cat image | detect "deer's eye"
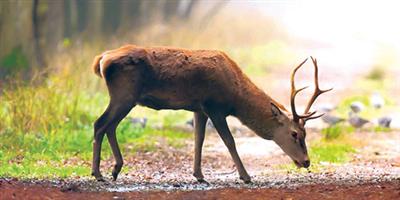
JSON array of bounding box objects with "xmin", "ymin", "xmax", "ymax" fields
[{"xmin": 291, "ymin": 132, "xmax": 298, "ymax": 139}]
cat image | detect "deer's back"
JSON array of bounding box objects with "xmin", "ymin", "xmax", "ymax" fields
[
  {"xmin": 103, "ymin": 45, "xmax": 250, "ymax": 113},
  {"xmin": 141, "ymin": 46, "xmax": 248, "ymax": 111}
]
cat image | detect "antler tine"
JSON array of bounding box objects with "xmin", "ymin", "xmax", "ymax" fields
[
  {"xmin": 303, "ymin": 113, "xmax": 325, "ymax": 123},
  {"xmin": 290, "ymin": 58, "xmax": 308, "ymax": 122},
  {"xmin": 303, "ymin": 57, "xmax": 333, "ymax": 116},
  {"xmin": 300, "ymin": 111, "xmax": 318, "ymax": 119}
]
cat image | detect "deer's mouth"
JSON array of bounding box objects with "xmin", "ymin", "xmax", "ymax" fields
[
  {"xmin": 293, "ymin": 159, "xmax": 310, "ymax": 168},
  {"xmin": 293, "ymin": 160, "xmax": 303, "ymax": 168}
]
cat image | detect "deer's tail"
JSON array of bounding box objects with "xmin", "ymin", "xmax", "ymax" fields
[
  {"xmin": 92, "ymin": 45, "xmax": 146, "ymax": 78},
  {"xmin": 92, "ymin": 55, "xmax": 103, "ymax": 78},
  {"xmin": 92, "ymin": 52, "xmax": 114, "ymax": 78}
]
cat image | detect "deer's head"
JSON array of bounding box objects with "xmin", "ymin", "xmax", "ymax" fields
[{"xmin": 271, "ymin": 57, "xmax": 332, "ymax": 168}]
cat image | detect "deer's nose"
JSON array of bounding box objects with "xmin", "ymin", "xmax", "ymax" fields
[{"xmin": 303, "ymin": 160, "xmax": 310, "ymax": 168}]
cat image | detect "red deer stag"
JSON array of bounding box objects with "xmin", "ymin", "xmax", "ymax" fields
[{"xmin": 91, "ymin": 45, "xmax": 331, "ymax": 183}]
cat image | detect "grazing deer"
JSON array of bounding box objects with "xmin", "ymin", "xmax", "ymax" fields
[{"xmin": 91, "ymin": 45, "xmax": 331, "ymax": 183}]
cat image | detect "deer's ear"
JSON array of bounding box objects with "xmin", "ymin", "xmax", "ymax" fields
[{"xmin": 271, "ymin": 103, "xmax": 283, "ymax": 117}]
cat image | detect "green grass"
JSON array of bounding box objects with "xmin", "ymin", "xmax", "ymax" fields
[
  {"xmin": 365, "ymin": 66, "xmax": 385, "ymax": 81},
  {"xmin": 0, "ymin": 160, "xmax": 90, "ymax": 179},
  {"xmin": 371, "ymin": 126, "xmax": 392, "ymax": 133},
  {"xmin": 0, "ymin": 119, "xmax": 191, "ymax": 179},
  {"xmin": 309, "ymin": 142, "xmax": 355, "ymax": 163},
  {"xmin": 321, "ymin": 125, "xmax": 355, "ymax": 140}
]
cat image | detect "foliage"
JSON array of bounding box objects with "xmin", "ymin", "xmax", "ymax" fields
[
  {"xmin": 365, "ymin": 65, "xmax": 385, "ymax": 81},
  {"xmin": 371, "ymin": 126, "xmax": 392, "ymax": 133},
  {"xmin": 227, "ymin": 41, "xmax": 293, "ymax": 76},
  {"xmin": 0, "ymin": 47, "xmax": 29, "ymax": 75},
  {"xmin": 321, "ymin": 125, "xmax": 354, "ymax": 140},
  {"xmin": 309, "ymin": 142, "xmax": 355, "ymax": 163}
]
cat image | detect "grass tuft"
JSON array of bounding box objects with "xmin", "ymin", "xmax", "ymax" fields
[
  {"xmin": 321, "ymin": 125, "xmax": 354, "ymax": 140},
  {"xmin": 309, "ymin": 142, "xmax": 355, "ymax": 164}
]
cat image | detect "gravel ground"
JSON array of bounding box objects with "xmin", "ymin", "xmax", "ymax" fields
[
  {"xmin": 3, "ymin": 165, "xmax": 398, "ymax": 192},
  {"xmin": 1, "ymin": 130, "xmax": 399, "ymax": 194}
]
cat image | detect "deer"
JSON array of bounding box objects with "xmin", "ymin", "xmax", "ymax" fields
[{"xmin": 91, "ymin": 45, "xmax": 331, "ymax": 183}]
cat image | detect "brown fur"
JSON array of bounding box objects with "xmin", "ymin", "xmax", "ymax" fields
[{"xmin": 91, "ymin": 45, "xmax": 293, "ymax": 182}]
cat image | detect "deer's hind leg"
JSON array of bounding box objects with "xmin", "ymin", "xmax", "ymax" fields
[
  {"xmin": 92, "ymin": 101, "xmax": 135, "ymax": 181},
  {"xmin": 92, "ymin": 65, "xmax": 142, "ymax": 181}
]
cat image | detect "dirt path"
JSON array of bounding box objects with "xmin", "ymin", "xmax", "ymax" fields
[{"xmin": 1, "ymin": 179, "xmax": 400, "ymax": 200}]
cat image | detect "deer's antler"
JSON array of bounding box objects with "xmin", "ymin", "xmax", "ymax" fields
[
  {"xmin": 302, "ymin": 57, "xmax": 333, "ymax": 123},
  {"xmin": 290, "ymin": 57, "xmax": 332, "ymax": 124},
  {"xmin": 291, "ymin": 58, "xmax": 311, "ymax": 123}
]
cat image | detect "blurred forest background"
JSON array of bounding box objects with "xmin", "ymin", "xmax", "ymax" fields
[
  {"xmin": 0, "ymin": 0, "xmax": 230, "ymax": 78},
  {"xmin": 0, "ymin": 0, "xmax": 399, "ymax": 179},
  {"xmin": 1, "ymin": 0, "xmax": 290, "ymax": 80}
]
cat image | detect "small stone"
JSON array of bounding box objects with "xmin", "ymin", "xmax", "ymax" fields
[{"xmin": 173, "ymin": 183, "xmax": 181, "ymax": 187}]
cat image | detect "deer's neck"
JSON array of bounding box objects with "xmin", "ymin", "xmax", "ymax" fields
[{"xmin": 233, "ymin": 83, "xmax": 286, "ymax": 140}]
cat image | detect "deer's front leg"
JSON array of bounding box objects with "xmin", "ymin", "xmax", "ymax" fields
[
  {"xmin": 205, "ymin": 110, "xmax": 251, "ymax": 183},
  {"xmin": 193, "ymin": 112, "xmax": 208, "ymax": 182}
]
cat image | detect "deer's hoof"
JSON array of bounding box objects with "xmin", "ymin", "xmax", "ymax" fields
[
  {"xmin": 197, "ymin": 178, "xmax": 210, "ymax": 185},
  {"xmin": 112, "ymin": 171, "xmax": 119, "ymax": 181},
  {"xmin": 243, "ymin": 179, "xmax": 252, "ymax": 184},
  {"xmin": 96, "ymin": 176, "xmax": 106, "ymax": 182},
  {"xmin": 240, "ymin": 175, "xmax": 252, "ymax": 184},
  {"xmin": 92, "ymin": 172, "xmax": 105, "ymax": 182}
]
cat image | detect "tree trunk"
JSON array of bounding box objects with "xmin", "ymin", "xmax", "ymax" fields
[
  {"xmin": 45, "ymin": 0, "xmax": 64, "ymax": 53},
  {"xmin": 180, "ymin": 0, "xmax": 198, "ymax": 20},
  {"xmin": 85, "ymin": 0, "xmax": 103, "ymax": 38},
  {"xmin": 163, "ymin": 0, "xmax": 180, "ymax": 22},
  {"xmin": 119, "ymin": 0, "xmax": 142, "ymax": 33},
  {"xmin": 32, "ymin": 0, "xmax": 45, "ymax": 68},
  {"xmin": 76, "ymin": 0, "xmax": 89, "ymax": 33},
  {"xmin": 102, "ymin": 0, "xmax": 122, "ymax": 34}
]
